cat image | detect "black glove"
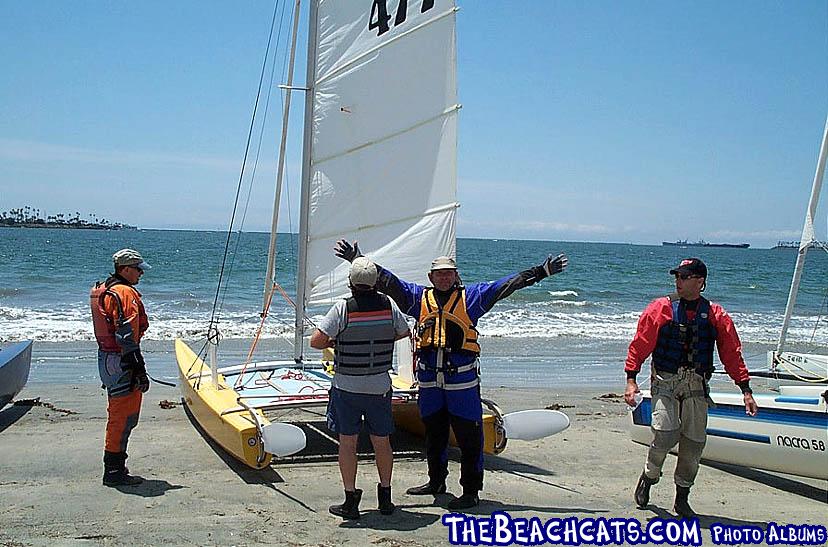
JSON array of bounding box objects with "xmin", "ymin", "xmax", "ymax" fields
[
  {"xmin": 334, "ymin": 239, "xmax": 362, "ymax": 262},
  {"xmin": 122, "ymin": 350, "xmax": 150, "ymax": 393},
  {"xmin": 134, "ymin": 372, "xmax": 150, "ymax": 393},
  {"xmin": 532, "ymin": 253, "xmax": 568, "ymax": 280},
  {"xmin": 543, "ymin": 253, "xmax": 568, "ymax": 276}
]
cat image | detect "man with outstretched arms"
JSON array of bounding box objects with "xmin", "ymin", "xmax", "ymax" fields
[
  {"xmin": 625, "ymin": 257, "xmax": 758, "ymax": 517},
  {"xmin": 310, "ymin": 257, "xmax": 411, "ymax": 520},
  {"xmin": 89, "ymin": 248, "xmax": 151, "ymax": 487},
  {"xmin": 334, "ymin": 239, "xmax": 568, "ymax": 510}
]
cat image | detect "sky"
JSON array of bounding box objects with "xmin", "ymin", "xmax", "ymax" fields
[{"xmin": 1, "ymin": 1, "xmax": 826, "ymax": 247}]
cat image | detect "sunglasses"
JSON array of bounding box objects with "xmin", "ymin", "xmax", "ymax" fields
[{"xmin": 675, "ymin": 273, "xmax": 702, "ymax": 280}]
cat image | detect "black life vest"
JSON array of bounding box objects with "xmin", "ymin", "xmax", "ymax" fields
[
  {"xmin": 652, "ymin": 296, "xmax": 717, "ymax": 375},
  {"xmin": 334, "ymin": 292, "xmax": 396, "ymax": 376}
]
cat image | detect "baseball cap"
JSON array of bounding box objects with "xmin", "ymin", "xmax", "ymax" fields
[
  {"xmin": 113, "ymin": 248, "xmax": 151, "ymax": 271},
  {"xmin": 669, "ymin": 258, "xmax": 707, "ymax": 278},
  {"xmin": 349, "ymin": 256, "xmax": 378, "ymax": 288},
  {"xmin": 430, "ymin": 256, "xmax": 457, "ymax": 271}
]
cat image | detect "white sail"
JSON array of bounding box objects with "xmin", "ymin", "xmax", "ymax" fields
[{"xmin": 300, "ymin": 0, "xmax": 459, "ymax": 307}]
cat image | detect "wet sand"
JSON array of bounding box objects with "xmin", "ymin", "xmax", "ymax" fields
[{"xmin": 0, "ymin": 383, "xmax": 825, "ymax": 546}]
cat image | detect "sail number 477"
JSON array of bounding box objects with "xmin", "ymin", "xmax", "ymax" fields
[{"xmin": 370, "ymin": 0, "xmax": 435, "ymax": 36}]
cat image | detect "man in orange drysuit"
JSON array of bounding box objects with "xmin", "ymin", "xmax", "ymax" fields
[{"xmin": 90, "ymin": 248, "xmax": 151, "ymax": 486}]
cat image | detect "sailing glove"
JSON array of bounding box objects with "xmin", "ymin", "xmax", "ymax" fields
[
  {"xmin": 334, "ymin": 239, "xmax": 363, "ymax": 263},
  {"xmin": 122, "ymin": 350, "xmax": 150, "ymax": 393},
  {"xmin": 533, "ymin": 253, "xmax": 568, "ymax": 280}
]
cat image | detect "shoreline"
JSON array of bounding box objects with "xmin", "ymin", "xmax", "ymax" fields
[
  {"xmin": 1, "ymin": 383, "xmax": 825, "ymax": 546},
  {"xmin": 24, "ymin": 338, "xmax": 786, "ymax": 391}
]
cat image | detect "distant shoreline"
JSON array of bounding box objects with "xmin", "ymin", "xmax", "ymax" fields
[{"xmin": 0, "ymin": 222, "xmax": 136, "ymax": 230}]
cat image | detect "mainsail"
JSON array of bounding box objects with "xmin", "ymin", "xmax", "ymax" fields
[{"xmin": 295, "ymin": 1, "xmax": 460, "ymax": 354}]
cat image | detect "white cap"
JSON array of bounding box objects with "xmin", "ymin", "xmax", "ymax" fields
[{"xmin": 349, "ymin": 257, "xmax": 377, "ymax": 288}]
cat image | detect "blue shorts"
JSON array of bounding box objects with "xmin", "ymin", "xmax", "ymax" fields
[{"xmin": 326, "ymin": 387, "xmax": 394, "ymax": 437}]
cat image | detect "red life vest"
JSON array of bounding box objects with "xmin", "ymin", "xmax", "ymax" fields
[{"xmin": 90, "ymin": 279, "xmax": 129, "ymax": 353}]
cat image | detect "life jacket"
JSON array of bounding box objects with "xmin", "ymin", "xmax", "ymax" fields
[
  {"xmin": 417, "ymin": 288, "xmax": 480, "ymax": 355},
  {"xmin": 334, "ymin": 292, "xmax": 397, "ymax": 376},
  {"xmin": 90, "ymin": 277, "xmax": 145, "ymax": 353},
  {"xmin": 651, "ymin": 296, "xmax": 717, "ymax": 376}
]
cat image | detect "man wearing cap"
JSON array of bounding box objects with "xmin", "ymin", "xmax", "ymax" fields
[
  {"xmin": 624, "ymin": 257, "xmax": 758, "ymax": 518},
  {"xmin": 89, "ymin": 248, "xmax": 151, "ymax": 486},
  {"xmin": 310, "ymin": 257, "xmax": 411, "ymax": 520},
  {"xmin": 334, "ymin": 239, "xmax": 568, "ymax": 510}
]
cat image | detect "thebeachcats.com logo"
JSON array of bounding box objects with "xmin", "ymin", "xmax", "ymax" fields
[{"xmin": 441, "ymin": 512, "xmax": 828, "ymax": 546}]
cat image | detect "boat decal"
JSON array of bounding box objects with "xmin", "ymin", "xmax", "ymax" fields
[
  {"xmin": 774, "ymin": 396, "xmax": 821, "ymax": 405},
  {"xmin": 631, "ymin": 398, "xmax": 827, "ymax": 429},
  {"xmin": 705, "ymin": 428, "xmax": 770, "ymax": 444},
  {"xmin": 708, "ymin": 403, "xmax": 827, "ymax": 428}
]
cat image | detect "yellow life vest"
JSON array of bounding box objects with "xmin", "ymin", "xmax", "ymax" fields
[{"xmin": 417, "ymin": 288, "xmax": 480, "ymax": 355}]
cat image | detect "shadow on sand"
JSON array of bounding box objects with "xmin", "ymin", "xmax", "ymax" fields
[
  {"xmin": 702, "ymin": 460, "xmax": 827, "ymax": 503},
  {"xmin": 109, "ymin": 478, "xmax": 186, "ymax": 498}
]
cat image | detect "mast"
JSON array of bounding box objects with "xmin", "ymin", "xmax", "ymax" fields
[
  {"xmin": 263, "ymin": 0, "xmax": 302, "ymax": 312},
  {"xmin": 294, "ymin": 0, "xmax": 319, "ymax": 361},
  {"xmin": 775, "ymin": 115, "xmax": 828, "ymax": 357}
]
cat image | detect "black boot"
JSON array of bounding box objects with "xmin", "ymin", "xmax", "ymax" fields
[
  {"xmin": 447, "ymin": 492, "xmax": 479, "ymax": 511},
  {"xmin": 102, "ymin": 451, "xmax": 143, "ymax": 487},
  {"xmin": 377, "ymin": 484, "xmax": 395, "ymax": 515},
  {"xmin": 634, "ymin": 472, "xmax": 656, "ymax": 508},
  {"xmin": 673, "ymin": 486, "xmax": 695, "ymax": 518},
  {"xmin": 329, "ymin": 489, "xmax": 362, "ymax": 520},
  {"xmin": 406, "ymin": 480, "xmax": 447, "ymax": 495}
]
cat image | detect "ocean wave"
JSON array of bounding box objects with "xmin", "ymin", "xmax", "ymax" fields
[
  {"xmin": 1, "ymin": 305, "xmax": 824, "ymax": 347},
  {"xmin": 547, "ymin": 290, "xmax": 579, "ymax": 298},
  {"xmin": 551, "ymin": 299, "xmax": 588, "ymax": 307}
]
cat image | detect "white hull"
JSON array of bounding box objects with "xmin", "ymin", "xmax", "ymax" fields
[
  {"xmin": 630, "ymin": 387, "xmax": 828, "ymax": 480},
  {"xmin": 767, "ymin": 350, "xmax": 828, "ymax": 385}
]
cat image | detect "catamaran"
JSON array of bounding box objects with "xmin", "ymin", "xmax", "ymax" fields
[
  {"xmin": 0, "ymin": 340, "xmax": 32, "ymax": 409},
  {"xmin": 631, "ymin": 117, "xmax": 828, "ymax": 480},
  {"xmin": 177, "ymin": 0, "xmax": 569, "ymax": 470}
]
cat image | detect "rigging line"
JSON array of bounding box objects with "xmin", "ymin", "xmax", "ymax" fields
[
  {"xmin": 219, "ymin": 2, "xmax": 288, "ymax": 317},
  {"xmin": 274, "ymin": 281, "xmax": 317, "ymax": 331},
  {"xmin": 190, "ymin": 339, "xmax": 212, "ymax": 391},
  {"xmin": 808, "ymin": 288, "xmax": 827, "ymax": 345},
  {"xmin": 208, "ymin": 0, "xmax": 282, "ymax": 332},
  {"xmin": 234, "ymin": 283, "xmax": 278, "ymax": 389}
]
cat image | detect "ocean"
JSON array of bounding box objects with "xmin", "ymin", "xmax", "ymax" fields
[{"xmin": 1, "ymin": 227, "xmax": 826, "ymax": 388}]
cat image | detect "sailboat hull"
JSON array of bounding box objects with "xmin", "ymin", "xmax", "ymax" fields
[
  {"xmin": 391, "ymin": 401, "xmax": 507, "ymax": 456},
  {"xmin": 630, "ymin": 389, "xmax": 828, "ymax": 480},
  {"xmin": 176, "ymin": 339, "xmax": 273, "ymax": 469},
  {"xmin": 177, "ymin": 339, "xmax": 512, "ymax": 468},
  {"xmin": 0, "ymin": 340, "xmax": 33, "ymax": 409}
]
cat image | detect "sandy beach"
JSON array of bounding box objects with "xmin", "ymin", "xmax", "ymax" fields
[{"xmin": 1, "ymin": 383, "xmax": 825, "ymax": 547}]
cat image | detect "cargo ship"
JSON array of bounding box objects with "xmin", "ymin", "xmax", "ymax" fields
[{"xmin": 662, "ymin": 240, "xmax": 750, "ymax": 249}]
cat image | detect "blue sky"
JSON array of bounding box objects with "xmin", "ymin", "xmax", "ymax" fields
[{"xmin": 1, "ymin": 1, "xmax": 826, "ymax": 246}]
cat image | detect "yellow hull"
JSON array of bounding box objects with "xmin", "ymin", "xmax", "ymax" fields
[
  {"xmin": 176, "ymin": 339, "xmax": 272, "ymax": 469},
  {"xmin": 390, "ymin": 376, "xmax": 506, "ymax": 455}
]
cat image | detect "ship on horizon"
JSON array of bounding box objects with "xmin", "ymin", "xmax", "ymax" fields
[{"xmin": 662, "ymin": 239, "xmax": 750, "ymax": 249}]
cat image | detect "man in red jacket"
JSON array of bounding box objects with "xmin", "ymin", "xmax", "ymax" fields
[{"xmin": 624, "ymin": 258, "xmax": 757, "ymax": 517}]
